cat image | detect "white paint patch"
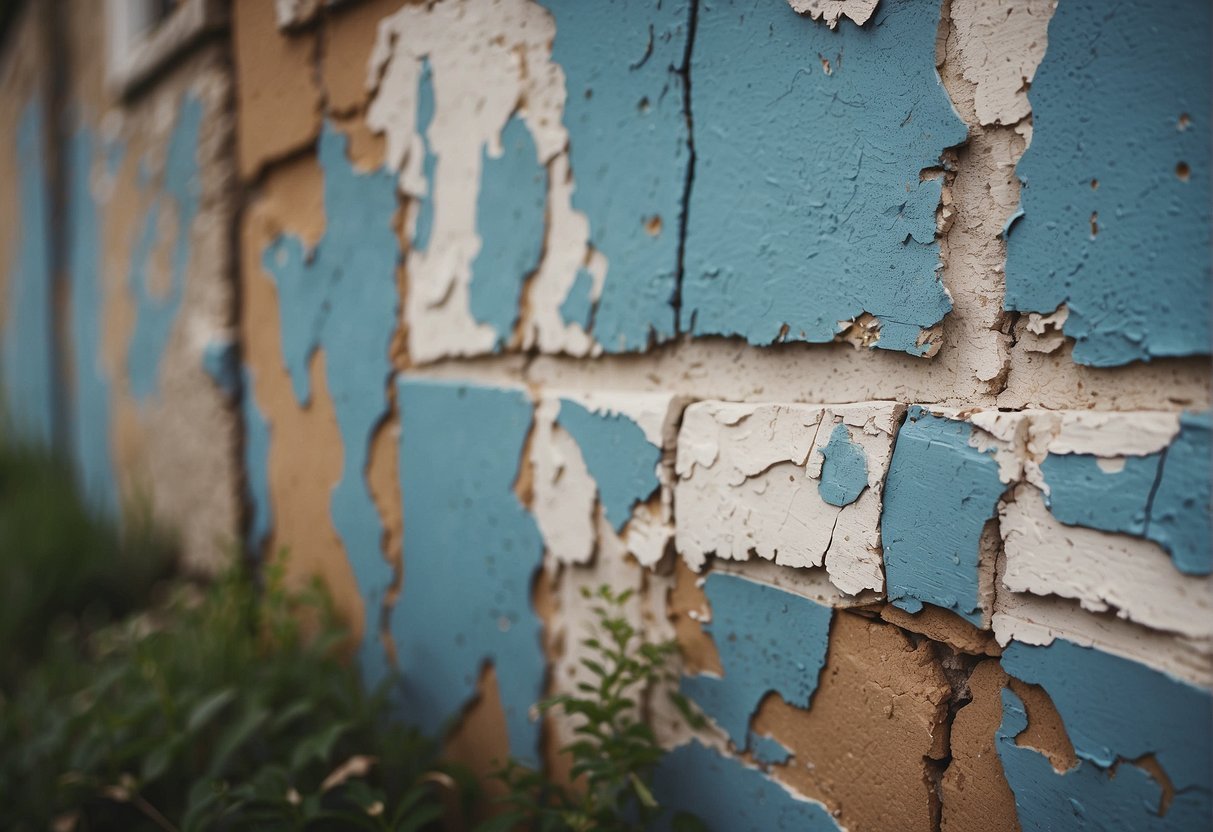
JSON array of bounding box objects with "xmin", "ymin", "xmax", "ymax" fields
[
  {"xmin": 949, "ymin": 0, "xmax": 1054, "ymax": 127},
  {"xmin": 1000, "ymin": 484, "xmax": 1213, "ymax": 641},
  {"xmin": 531, "ymin": 391, "xmax": 685, "ymax": 569},
  {"xmin": 674, "ymin": 401, "xmax": 902, "ymax": 595},
  {"xmin": 530, "ymin": 398, "xmax": 597, "ymax": 566},
  {"xmin": 787, "ymin": 0, "xmax": 880, "ymax": 29},
  {"xmin": 366, "ymin": 0, "xmax": 601, "ymax": 363}
]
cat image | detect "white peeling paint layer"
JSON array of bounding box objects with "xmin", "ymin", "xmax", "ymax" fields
[
  {"xmin": 949, "ymin": 0, "xmax": 1055, "ymax": 127},
  {"xmin": 531, "ymin": 392, "xmax": 685, "ymax": 569},
  {"xmin": 366, "ymin": 0, "xmax": 600, "ymax": 363},
  {"xmin": 1001, "ymin": 484, "xmax": 1213, "ymax": 640},
  {"xmin": 787, "ymin": 0, "xmax": 880, "ymax": 29},
  {"xmin": 674, "ymin": 401, "xmax": 903, "ymax": 595}
]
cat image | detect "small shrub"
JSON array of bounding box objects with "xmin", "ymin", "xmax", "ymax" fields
[{"xmin": 484, "ymin": 585, "xmax": 703, "ymax": 832}]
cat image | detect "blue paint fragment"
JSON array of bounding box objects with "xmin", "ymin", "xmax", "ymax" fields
[
  {"xmin": 1004, "ymin": 0, "xmax": 1211, "ymax": 366},
  {"xmin": 1001, "ymin": 639, "xmax": 1212, "ymax": 793},
  {"xmin": 201, "ymin": 339, "xmax": 240, "ymax": 399},
  {"xmin": 556, "ymin": 398, "xmax": 661, "ymax": 532},
  {"xmin": 545, "ymin": 0, "xmax": 690, "ymax": 351},
  {"xmin": 559, "ymin": 267, "xmax": 595, "ymax": 331},
  {"xmin": 412, "ymin": 58, "xmax": 437, "ymax": 253},
  {"xmin": 681, "ymin": 573, "xmax": 832, "ymax": 747},
  {"xmin": 261, "ymin": 123, "xmax": 400, "ymax": 686},
  {"xmin": 817, "ymin": 423, "xmax": 868, "ymax": 507},
  {"xmin": 997, "ymin": 687, "xmax": 1212, "ymax": 831},
  {"xmin": 65, "ymin": 125, "xmax": 119, "ymax": 516},
  {"xmin": 1148, "ymin": 412, "xmax": 1212, "ymax": 575},
  {"xmin": 749, "ymin": 732, "xmax": 792, "ymax": 766},
  {"xmin": 882, "ymin": 407, "xmax": 1003, "ymax": 625},
  {"xmin": 394, "ymin": 379, "xmax": 545, "ymax": 766},
  {"xmin": 1040, "ymin": 413, "xmax": 1212, "ymax": 576},
  {"xmin": 1, "ymin": 100, "xmax": 55, "ymax": 446},
  {"xmin": 652, "ymin": 742, "xmax": 840, "ymax": 831},
  {"xmin": 240, "ymin": 367, "xmax": 273, "ymax": 556},
  {"xmin": 468, "ymin": 115, "xmax": 547, "ymax": 347},
  {"xmin": 127, "ymin": 95, "xmax": 203, "ymax": 402},
  {"xmin": 683, "ymin": 0, "xmax": 964, "ymax": 354}
]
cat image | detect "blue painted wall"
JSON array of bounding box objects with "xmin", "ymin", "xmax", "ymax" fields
[
  {"xmin": 683, "ymin": 0, "xmax": 964, "ymax": 354},
  {"xmin": 545, "ymin": 0, "xmax": 691, "ymax": 352},
  {"xmin": 1, "ymin": 100, "xmax": 55, "ymax": 446},
  {"xmin": 394, "ymin": 379, "xmax": 546, "ymax": 766},
  {"xmin": 882, "ymin": 407, "xmax": 1003, "ymax": 624},
  {"xmin": 682, "ymin": 573, "xmax": 832, "ymax": 748},
  {"xmin": 1004, "ymin": 0, "xmax": 1212, "ymax": 366}
]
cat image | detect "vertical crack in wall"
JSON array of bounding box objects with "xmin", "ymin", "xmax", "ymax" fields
[{"xmin": 671, "ymin": 0, "xmax": 698, "ymax": 336}]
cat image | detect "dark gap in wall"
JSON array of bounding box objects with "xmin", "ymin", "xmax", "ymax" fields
[
  {"xmin": 671, "ymin": 0, "xmax": 698, "ymax": 336},
  {"xmin": 44, "ymin": 0, "xmax": 70, "ymax": 456}
]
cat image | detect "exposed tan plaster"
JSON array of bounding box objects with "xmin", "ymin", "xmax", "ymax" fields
[
  {"xmin": 322, "ymin": 0, "xmax": 411, "ymax": 116},
  {"xmin": 233, "ymin": 0, "xmax": 322, "ymax": 180},
  {"xmin": 751, "ymin": 611, "xmax": 952, "ymax": 832},
  {"xmin": 241, "ymin": 156, "xmax": 363, "ymax": 633},
  {"xmin": 940, "ymin": 660, "xmax": 1020, "ymax": 832},
  {"xmin": 876, "ymin": 603, "xmax": 1002, "ymax": 657}
]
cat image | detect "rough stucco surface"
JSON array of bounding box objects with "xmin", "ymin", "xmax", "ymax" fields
[{"xmin": 1, "ymin": 0, "xmax": 1210, "ymax": 827}]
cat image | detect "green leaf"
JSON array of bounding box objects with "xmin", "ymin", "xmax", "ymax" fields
[{"xmin": 186, "ymin": 687, "xmax": 237, "ymax": 734}]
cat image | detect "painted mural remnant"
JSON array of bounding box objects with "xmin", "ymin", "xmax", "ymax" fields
[
  {"xmin": 261, "ymin": 123, "xmax": 400, "ymax": 685},
  {"xmin": 2, "ymin": 101, "xmax": 55, "ymax": 446},
  {"xmin": 394, "ymin": 379, "xmax": 546, "ymax": 767},
  {"xmin": 1004, "ymin": 0, "xmax": 1212, "ymax": 366},
  {"xmin": 675, "ymin": 401, "xmax": 902, "ymax": 595},
  {"xmin": 127, "ymin": 95, "xmax": 203, "ymax": 402},
  {"xmin": 681, "ymin": 573, "xmax": 832, "ymax": 748},
  {"xmin": 998, "ymin": 639, "xmax": 1213, "ymax": 830},
  {"xmin": 683, "ymin": 0, "xmax": 965, "ymax": 354}
]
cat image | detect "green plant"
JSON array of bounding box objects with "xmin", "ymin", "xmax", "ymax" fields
[
  {"xmin": 0, "ymin": 557, "xmax": 460, "ymax": 831},
  {"xmin": 0, "ymin": 442, "xmax": 174, "ymax": 686},
  {"xmin": 483, "ymin": 585, "xmax": 703, "ymax": 832}
]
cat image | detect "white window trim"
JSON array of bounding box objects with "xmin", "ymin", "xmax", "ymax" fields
[{"xmin": 106, "ymin": 0, "xmax": 227, "ymax": 96}]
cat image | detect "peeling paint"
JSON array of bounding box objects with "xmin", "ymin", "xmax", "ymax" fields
[
  {"xmin": 1039, "ymin": 412, "xmax": 1212, "ymax": 575},
  {"xmin": 683, "ymin": 0, "xmax": 965, "ymax": 354},
  {"xmin": 1004, "ymin": 0, "xmax": 1212, "ymax": 366},
  {"xmin": 675, "ymin": 401, "xmax": 901, "ymax": 595},
  {"xmin": 883, "ymin": 406, "xmax": 1003, "ymax": 624},
  {"xmin": 394, "ymin": 379, "xmax": 546, "ymax": 767},
  {"xmin": 261, "ymin": 122, "xmax": 399, "ymax": 682},
  {"xmin": 544, "ymin": 0, "xmax": 690, "ymax": 351},
  {"xmin": 652, "ymin": 741, "xmax": 841, "ymax": 831},
  {"xmin": 681, "ymin": 573, "xmax": 832, "ymax": 748},
  {"xmin": 556, "ymin": 398, "xmax": 662, "ymax": 532},
  {"xmin": 531, "ymin": 392, "xmax": 680, "ymax": 568},
  {"xmin": 786, "ymin": 0, "xmax": 880, "ymax": 29},
  {"xmin": 817, "ymin": 423, "xmax": 869, "ymax": 508},
  {"xmin": 127, "ymin": 94, "xmax": 202, "ymax": 402},
  {"xmin": 468, "ymin": 114, "xmax": 546, "ymax": 348},
  {"xmin": 997, "ymin": 686, "xmax": 1211, "ymax": 831}
]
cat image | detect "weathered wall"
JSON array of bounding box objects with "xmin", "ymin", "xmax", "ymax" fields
[
  {"xmin": 2, "ymin": 0, "xmax": 1211, "ymax": 828},
  {"xmin": 0, "ymin": 1, "xmax": 242, "ymax": 570}
]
